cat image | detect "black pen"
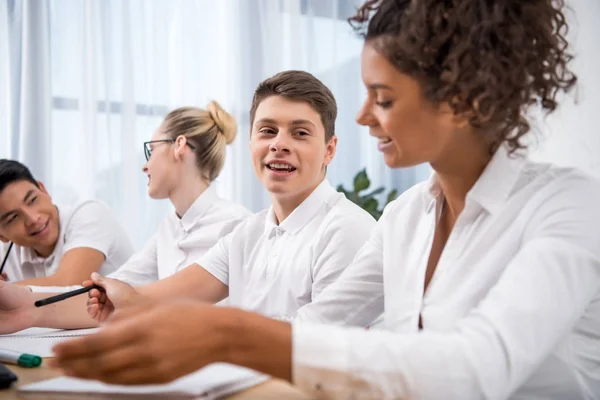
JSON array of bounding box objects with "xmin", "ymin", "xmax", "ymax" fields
[
  {"xmin": 0, "ymin": 242, "xmax": 14, "ymax": 277},
  {"xmin": 34, "ymin": 284, "xmax": 104, "ymax": 307}
]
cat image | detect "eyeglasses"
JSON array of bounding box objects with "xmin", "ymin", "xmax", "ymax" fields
[{"xmin": 143, "ymin": 139, "xmax": 196, "ymax": 161}]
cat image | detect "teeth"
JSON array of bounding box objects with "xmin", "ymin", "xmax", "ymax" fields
[
  {"xmin": 269, "ymin": 163, "xmax": 294, "ymax": 170},
  {"xmin": 32, "ymin": 223, "xmax": 47, "ymax": 235},
  {"xmin": 379, "ymin": 137, "xmax": 392, "ymax": 144}
]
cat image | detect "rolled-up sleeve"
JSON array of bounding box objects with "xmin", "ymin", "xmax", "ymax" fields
[{"xmin": 293, "ymin": 236, "xmax": 600, "ymax": 399}]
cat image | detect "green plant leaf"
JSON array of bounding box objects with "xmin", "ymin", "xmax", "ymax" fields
[
  {"xmin": 354, "ymin": 194, "xmax": 366, "ymax": 207},
  {"xmin": 336, "ymin": 188, "xmax": 348, "ymax": 197},
  {"xmin": 362, "ymin": 198, "xmax": 378, "ymax": 213},
  {"xmin": 353, "ymin": 169, "xmax": 370, "ymax": 193},
  {"xmin": 386, "ymin": 189, "xmax": 398, "ymax": 205},
  {"xmin": 337, "ymin": 167, "xmax": 399, "ymax": 221},
  {"xmin": 364, "ymin": 187, "xmax": 385, "ymax": 198}
]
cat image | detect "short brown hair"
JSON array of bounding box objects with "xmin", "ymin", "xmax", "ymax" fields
[
  {"xmin": 162, "ymin": 101, "xmax": 237, "ymax": 182},
  {"xmin": 350, "ymin": 0, "xmax": 577, "ymax": 154},
  {"xmin": 249, "ymin": 70, "xmax": 337, "ymax": 142}
]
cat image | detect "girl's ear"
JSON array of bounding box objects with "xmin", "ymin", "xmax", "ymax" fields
[{"xmin": 173, "ymin": 135, "xmax": 188, "ymax": 160}]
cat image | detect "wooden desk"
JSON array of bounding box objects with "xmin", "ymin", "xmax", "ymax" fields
[{"xmin": 1, "ymin": 364, "xmax": 312, "ymax": 399}]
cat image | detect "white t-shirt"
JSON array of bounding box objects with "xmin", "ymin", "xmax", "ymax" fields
[
  {"xmin": 198, "ymin": 179, "xmax": 377, "ymax": 319},
  {"xmin": 293, "ymin": 146, "xmax": 600, "ymax": 399},
  {"xmin": 1, "ymin": 200, "xmax": 134, "ymax": 281},
  {"xmin": 109, "ymin": 186, "xmax": 251, "ymax": 285}
]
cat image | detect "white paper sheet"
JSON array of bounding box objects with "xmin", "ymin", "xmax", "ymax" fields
[
  {"xmin": 18, "ymin": 363, "xmax": 267, "ymax": 399},
  {"xmin": 0, "ymin": 327, "xmax": 99, "ymax": 357}
]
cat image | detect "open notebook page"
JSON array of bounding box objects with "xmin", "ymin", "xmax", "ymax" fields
[
  {"xmin": 0, "ymin": 327, "xmax": 99, "ymax": 357},
  {"xmin": 18, "ymin": 363, "xmax": 267, "ymax": 399}
]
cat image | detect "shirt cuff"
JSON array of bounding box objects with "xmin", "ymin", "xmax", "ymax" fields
[
  {"xmin": 292, "ymin": 323, "xmax": 410, "ymax": 399},
  {"xmin": 292, "ymin": 322, "xmax": 353, "ymax": 398}
]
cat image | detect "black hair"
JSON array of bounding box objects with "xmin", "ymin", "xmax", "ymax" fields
[{"xmin": 0, "ymin": 160, "xmax": 39, "ymax": 194}]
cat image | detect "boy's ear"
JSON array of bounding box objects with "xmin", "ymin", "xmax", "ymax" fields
[
  {"xmin": 37, "ymin": 181, "xmax": 49, "ymax": 194},
  {"xmin": 323, "ymin": 136, "xmax": 338, "ymax": 167}
]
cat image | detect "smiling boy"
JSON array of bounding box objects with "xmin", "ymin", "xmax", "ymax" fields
[
  {"xmin": 0, "ymin": 160, "xmax": 133, "ymax": 287},
  {"xmin": 0, "ymin": 70, "xmax": 376, "ymax": 333}
]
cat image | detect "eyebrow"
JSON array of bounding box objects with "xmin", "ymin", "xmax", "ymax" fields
[
  {"xmin": 0, "ymin": 189, "xmax": 36, "ymax": 223},
  {"xmin": 368, "ymin": 83, "xmax": 394, "ymax": 91},
  {"xmin": 23, "ymin": 189, "xmax": 35, "ymax": 203},
  {"xmin": 0, "ymin": 207, "xmax": 17, "ymax": 223},
  {"xmin": 0, "ymin": 210, "xmax": 15, "ymax": 223},
  {"xmin": 254, "ymin": 118, "xmax": 316, "ymax": 128}
]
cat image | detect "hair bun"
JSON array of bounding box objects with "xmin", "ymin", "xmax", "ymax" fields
[{"xmin": 207, "ymin": 101, "xmax": 237, "ymax": 145}]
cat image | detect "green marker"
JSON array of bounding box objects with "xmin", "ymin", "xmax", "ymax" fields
[{"xmin": 0, "ymin": 348, "xmax": 42, "ymax": 368}]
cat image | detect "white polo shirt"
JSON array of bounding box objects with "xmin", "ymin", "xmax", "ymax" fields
[
  {"xmin": 198, "ymin": 179, "xmax": 376, "ymax": 319},
  {"xmin": 293, "ymin": 146, "xmax": 600, "ymax": 399},
  {"xmin": 109, "ymin": 186, "xmax": 251, "ymax": 286},
  {"xmin": 1, "ymin": 200, "xmax": 134, "ymax": 281}
]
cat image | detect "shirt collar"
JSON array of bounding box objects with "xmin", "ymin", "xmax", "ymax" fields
[
  {"xmin": 466, "ymin": 145, "xmax": 527, "ymax": 214},
  {"xmin": 423, "ymin": 170, "xmax": 441, "ymax": 214},
  {"xmin": 425, "ymin": 170, "xmax": 442, "ymax": 199},
  {"xmin": 264, "ymin": 179, "xmax": 338, "ymax": 237},
  {"xmin": 179, "ymin": 185, "xmax": 219, "ymax": 233},
  {"xmin": 425, "ymin": 145, "xmax": 527, "ymax": 215}
]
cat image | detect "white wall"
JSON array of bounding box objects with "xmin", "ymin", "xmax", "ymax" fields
[{"xmin": 529, "ymin": 0, "xmax": 600, "ymax": 179}]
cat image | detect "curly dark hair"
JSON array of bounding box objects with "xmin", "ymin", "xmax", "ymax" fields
[{"xmin": 349, "ymin": 0, "xmax": 577, "ymax": 153}]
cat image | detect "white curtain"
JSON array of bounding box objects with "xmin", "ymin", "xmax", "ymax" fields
[
  {"xmin": 529, "ymin": 0, "xmax": 600, "ymax": 179},
  {"xmin": 0, "ymin": 0, "xmax": 52, "ymax": 180},
  {"xmin": 1, "ymin": 0, "xmax": 430, "ymax": 248}
]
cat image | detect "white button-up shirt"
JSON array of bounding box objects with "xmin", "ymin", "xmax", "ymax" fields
[
  {"xmin": 293, "ymin": 147, "xmax": 600, "ymax": 399},
  {"xmin": 1, "ymin": 200, "xmax": 134, "ymax": 281},
  {"xmin": 109, "ymin": 186, "xmax": 251, "ymax": 285},
  {"xmin": 198, "ymin": 180, "xmax": 376, "ymax": 319}
]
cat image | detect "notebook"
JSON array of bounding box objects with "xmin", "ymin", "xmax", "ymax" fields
[
  {"xmin": 18, "ymin": 363, "xmax": 267, "ymax": 399},
  {"xmin": 0, "ymin": 327, "xmax": 99, "ymax": 357}
]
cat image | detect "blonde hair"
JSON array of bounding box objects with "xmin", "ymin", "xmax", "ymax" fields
[{"xmin": 162, "ymin": 101, "xmax": 237, "ymax": 181}]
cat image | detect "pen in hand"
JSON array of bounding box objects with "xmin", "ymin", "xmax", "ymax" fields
[
  {"xmin": 34, "ymin": 284, "xmax": 104, "ymax": 308},
  {"xmin": 0, "ymin": 242, "xmax": 14, "ymax": 279}
]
